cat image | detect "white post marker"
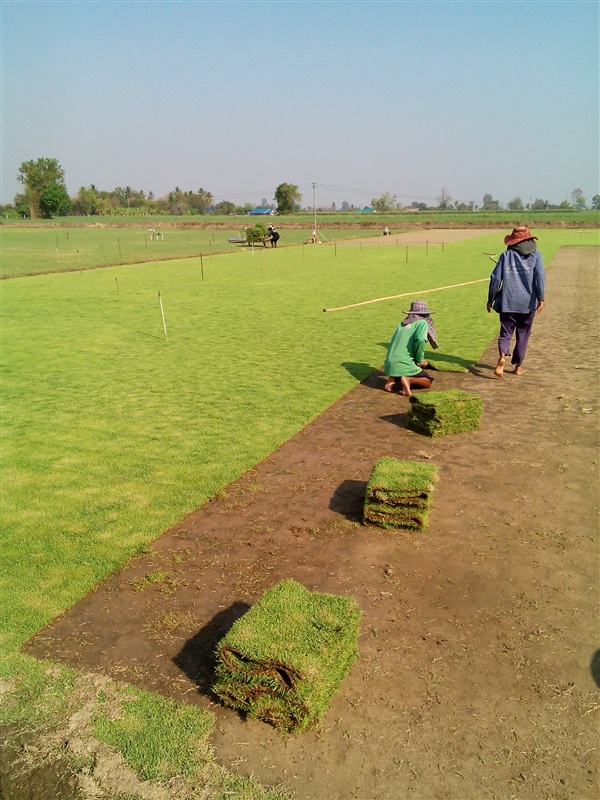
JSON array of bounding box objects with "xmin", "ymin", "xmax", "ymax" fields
[{"xmin": 158, "ymin": 292, "xmax": 168, "ymax": 340}]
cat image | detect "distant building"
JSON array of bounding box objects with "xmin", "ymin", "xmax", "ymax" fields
[
  {"xmin": 356, "ymin": 207, "xmax": 376, "ymax": 213},
  {"xmin": 248, "ymin": 207, "xmax": 276, "ymax": 215}
]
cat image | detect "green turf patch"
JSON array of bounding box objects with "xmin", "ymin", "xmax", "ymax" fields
[
  {"xmin": 92, "ymin": 685, "xmax": 213, "ymax": 782},
  {"xmin": 364, "ymin": 457, "xmax": 439, "ymax": 531},
  {"xmin": 213, "ymin": 579, "xmax": 361, "ymax": 733},
  {"xmin": 407, "ymin": 389, "xmax": 483, "ymax": 437}
]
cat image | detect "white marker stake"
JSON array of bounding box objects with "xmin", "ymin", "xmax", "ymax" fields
[{"xmin": 158, "ymin": 292, "xmax": 168, "ymax": 341}]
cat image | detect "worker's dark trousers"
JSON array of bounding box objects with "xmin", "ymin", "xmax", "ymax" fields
[{"xmin": 497, "ymin": 310, "xmax": 536, "ymax": 365}]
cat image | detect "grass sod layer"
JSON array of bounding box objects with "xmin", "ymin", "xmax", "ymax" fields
[
  {"xmin": 213, "ymin": 579, "xmax": 361, "ymax": 733},
  {"xmin": 407, "ymin": 389, "xmax": 483, "ymax": 437},
  {"xmin": 364, "ymin": 457, "xmax": 439, "ymax": 531}
]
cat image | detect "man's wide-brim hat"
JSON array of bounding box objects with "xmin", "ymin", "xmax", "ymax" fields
[
  {"xmin": 402, "ymin": 299, "xmax": 434, "ymax": 316},
  {"xmin": 504, "ymin": 225, "xmax": 538, "ymax": 246}
]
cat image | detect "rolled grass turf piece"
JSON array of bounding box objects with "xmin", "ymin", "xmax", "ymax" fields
[
  {"xmin": 407, "ymin": 389, "xmax": 482, "ymax": 437},
  {"xmin": 407, "ymin": 417, "xmax": 481, "ymax": 438},
  {"xmin": 363, "ymin": 457, "xmax": 438, "ymax": 532},
  {"xmin": 213, "ymin": 579, "xmax": 361, "ymax": 733},
  {"xmin": 363, "ymin": 507, "xmax": 430, "ymax": 531},
  {"xmin": 409, "ymin": 389, "xmax": 482, "ymax": 409},
  {"xmin": 365, "ymin": 456, "xmax": 439, "ymax": 498}
]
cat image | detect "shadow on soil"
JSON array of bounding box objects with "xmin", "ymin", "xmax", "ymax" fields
[
  {"xmin": 591, "ymin": 649, "xmax": 600, "ymax": 688},
  {"xmin": 329, "ymin": 479, "xmax": 367, "ymax": 522},
  {"xmin": 469, "ymin": 361, "xmax": 504, "ymax": 380},
  {"xmin": 173, "ymin": 602, "xmax": 251, "ymax": 698},
  {"xmin": 379, "ymin": 413, "xmax": 410, "ymax": 429}
]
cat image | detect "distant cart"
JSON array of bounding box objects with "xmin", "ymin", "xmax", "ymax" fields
[{"xmin": 228, "ymin": 225, "xmax": 272, "ymax": 247}]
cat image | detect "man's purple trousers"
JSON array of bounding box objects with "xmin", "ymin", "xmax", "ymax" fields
[{"xmin": 497, "ymin": 310, "xmax": 537, "ymax": 366}]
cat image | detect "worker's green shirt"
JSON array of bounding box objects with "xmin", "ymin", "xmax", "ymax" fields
[{"xmin": 384, "ymin": 319, "xmax": 428, "ymax": 377}]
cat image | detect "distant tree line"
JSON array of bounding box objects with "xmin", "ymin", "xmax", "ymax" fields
[
  {"xmin": 2, "ymin": 159, "xmax": 598, "ymax": 218},
  {"xmin": 367, "ymin": 188, "xmax": 598, "ymax": 213}
]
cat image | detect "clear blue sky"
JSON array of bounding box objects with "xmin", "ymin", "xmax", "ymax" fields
[{"xmin": 2, "ymin": 0, "xmax": 598, "ymax": 208}]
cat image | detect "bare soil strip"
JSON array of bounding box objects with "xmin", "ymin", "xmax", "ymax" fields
[{"xmin": 25, "ymin": 247, "xmax": 599, "ymax": 800}]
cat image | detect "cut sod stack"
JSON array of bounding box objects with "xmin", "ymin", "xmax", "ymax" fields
[
  {"xmin": 213, "ymin": 579, "xmax": 361, "ymax": 733},
  {"xmin": 407, "ymin": 389, "xmax": 483, "ymax": 437},
  {"xmin": 363, "ymin": 457, "xmax": 438, "ymax": 532}
]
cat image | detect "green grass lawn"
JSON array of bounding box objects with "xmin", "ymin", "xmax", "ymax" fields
[
  {"xmin": 2, "ymin": 229, "xmax": 597, "ymax": 656},
  {"xmin": 0, "ymin": 225, "xmax": 368, "ymax": 278}
]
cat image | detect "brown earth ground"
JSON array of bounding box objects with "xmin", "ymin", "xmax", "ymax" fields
[{"xmin": 26, "ymin": 245, "xmax": 599, "ymax": 800}]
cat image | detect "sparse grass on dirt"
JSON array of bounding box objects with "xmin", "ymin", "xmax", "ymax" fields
[{"xmin": 0, "ymin": 652, "xmax": 289, "ymax": 799}]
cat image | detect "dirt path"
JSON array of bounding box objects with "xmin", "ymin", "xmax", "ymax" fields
[{"xmin": 26, "ymin": 247, "xmax": 599, "ymax": 800}]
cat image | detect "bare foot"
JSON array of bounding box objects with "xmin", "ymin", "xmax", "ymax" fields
[
  {"xmin": 494, "ymin": 355, "xmax": 506, "ymax": 378},
  {"xmin": 400, "ymin": 376, "xmax": 413, "ymax": 397},
  {"xmin": 384, "ymin": 379, "xmax": 396, "ymax": 393},
  {"xmin": 513, "ymin": 365, "xmax": 524, "ymax": 375}
]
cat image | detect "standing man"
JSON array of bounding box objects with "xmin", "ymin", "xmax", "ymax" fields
[{"xmin": 487, "ymin": 226, "xmax": 545, "ymax": 377}]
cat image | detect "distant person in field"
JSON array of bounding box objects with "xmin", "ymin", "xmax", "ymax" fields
[
  {"xmin": 383, "ymin": 226, "xmax": 390, "ymax": 236},
  {"xmin": 268, "ymin": 225, "xmax": 280, "ymax": 248},
  {"xmin": 383, "ymin": 300, "xmax": 438, "ymax": 396},
  {"xmin": 487, "ymin": 225, "xmax": 545, "ymax": 377}
]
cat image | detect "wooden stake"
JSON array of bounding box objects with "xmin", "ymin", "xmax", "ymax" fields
[
  {"xmin": 200, "ymin": 254, "xmax": 204, "ymax": 280},
  {"xmin": 158, "ymin": 292, "xmax": 168, "ymax": 340},
  {"xmin": 323, "ymin": 278, "xmax": 488, "ymax": 312},
  {"xmin": 115, "ymin": 277, "xmax": 119, "ymax": 295},
  {"xmin": 118, "ymin": 238, "xmax": 122, "ymax": 259}
]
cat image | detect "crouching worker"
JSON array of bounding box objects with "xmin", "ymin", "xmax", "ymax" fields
[{"xmin": 383, "ymin": 300, "xmax": 438, "ymax": 397}]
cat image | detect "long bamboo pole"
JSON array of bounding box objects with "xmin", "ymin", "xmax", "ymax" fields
[{"xmin": 323, "ymin": 278, "xmax": 488, "ymax": 313}]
